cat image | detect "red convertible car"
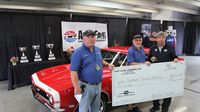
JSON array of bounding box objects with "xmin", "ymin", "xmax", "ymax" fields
[{"xmin": 31, "ymin": 46, "xmax": 150, "ymax": 112}]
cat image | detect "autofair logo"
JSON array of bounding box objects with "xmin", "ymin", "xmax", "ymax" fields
[
  {"xmin": 78, "ymin": 30, "xmax": 106, "ymax": 42},
  {"xmin": 64, "ymin": 31, "xmax": 77, "ymax": 43}
]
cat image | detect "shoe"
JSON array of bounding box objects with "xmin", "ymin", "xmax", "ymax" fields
[
  {"xmin": 162, "ymin": 111, "xmax": 168, "ymax": 112},
  {"xmin": 149, "ymin": 107, "xmax": 160, "ymax": 112},
  {"xmin": 161, "ymin": 109, "xmax": 168, "ymax": 112},
  {"xmin": 127, "ymin": 109, "xmax": 132, "ymax": 112},
  {"xmin": 132, "ymin": 107, "xmax": 142, "ymax": 112}
]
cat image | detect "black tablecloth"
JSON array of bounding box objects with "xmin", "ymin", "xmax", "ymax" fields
[{"xmin": 8, "ymin": 59, "xmax": 66, "ymax": 90}]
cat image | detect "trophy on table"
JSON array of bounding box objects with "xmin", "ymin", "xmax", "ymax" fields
[
  {"xmin": 32, "ymin": 45, "xmax": 42, "ymax": 62},
  {"xmin": 46, "ymin": 43, "xmax": 56, "ymax": 60},
  {"xmin": 19, "ymin": 47, "xmax": 29, "ymax": 63}
]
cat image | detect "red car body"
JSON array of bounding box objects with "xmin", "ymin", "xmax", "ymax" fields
[{"xmin": 31, "ymin": 46, "xmax": 150, "ymax": 112}]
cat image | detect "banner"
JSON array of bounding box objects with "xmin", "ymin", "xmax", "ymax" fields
[
  {"xmin": 112, "ymin": 61, "xmax": 186, "ymax": 106},
  {"xmin": 61, "ymin": 22, "xmax": 108, "ymax": 51}
]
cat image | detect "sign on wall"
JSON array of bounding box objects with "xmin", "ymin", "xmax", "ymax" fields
[
  {"xmin": 61, "ymin": 22, "xmax": 108, "ymax": 51},
  {"xmin": 141, "ymin": 24, "xmax": 151, "ymax": 34}
]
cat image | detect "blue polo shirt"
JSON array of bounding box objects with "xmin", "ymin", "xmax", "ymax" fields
[
  {"xmin": 70, "ymin": 44, "xmax": 103, "ymax": 84},
  {"xmin": 127, "ymin": 45, "xmax": 146, "ymax": 65}
]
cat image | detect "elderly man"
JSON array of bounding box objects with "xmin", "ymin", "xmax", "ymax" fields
[
  {"xmin": 70, "ymin": 30, "xmax": 114, "ymax": 112},
  {"xmin": 127, "ymin": 34, "xmax": 150, "ymax": 112},
  {"xmin": 147, "ymin": 31, "xmax": 178, "ymax": 112}
]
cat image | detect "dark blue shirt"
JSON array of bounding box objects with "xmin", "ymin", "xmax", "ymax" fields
[
  {"xmin": 147, "ymin": 44, "xmax": 178, "ymax": 63},
  {"xmin": 70, "ymin": 44, "xmax": 103, "ymax": 84},
  {"xmin": 127, "ymin": 45, "xmax": 146, "ymax": 65}
]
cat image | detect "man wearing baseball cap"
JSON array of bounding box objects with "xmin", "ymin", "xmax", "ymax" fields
[
  {"xmin": 70, "ymin": 30, "xmax": 114, "ymax": 112},
  {"xmin": 147, "ymin": 31, "xmax": 179, "ymax": 112},
  {"xmin": 127, "ymin": 34, "xmax": 150, "ymax": 112}
]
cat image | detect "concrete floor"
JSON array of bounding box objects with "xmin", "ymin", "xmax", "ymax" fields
[{"xmin": 0, "ymin": 56, "xmax": 200, "ymax": 112}]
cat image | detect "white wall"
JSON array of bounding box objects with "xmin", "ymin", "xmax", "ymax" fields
[{"xmin": 151, "ymin": 9, "xmax": 191, "ymax": 22}]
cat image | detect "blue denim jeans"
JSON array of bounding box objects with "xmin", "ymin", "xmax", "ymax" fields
[{"xmin": 78, "ymin": 81, "xmax": 101, "ymax": 112}]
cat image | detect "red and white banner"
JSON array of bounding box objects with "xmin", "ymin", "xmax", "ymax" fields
[{"xmin": 61, "ymin": 22, "xmax": 108, "ymax": 51}]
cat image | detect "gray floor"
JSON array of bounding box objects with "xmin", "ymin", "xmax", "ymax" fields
[{"xmin": 0, "ymin": 56, "xmax": 200, "ymax": 112}]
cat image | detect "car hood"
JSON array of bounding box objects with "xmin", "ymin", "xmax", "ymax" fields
[
  {"xmin": 34, "ymin": 64, "xmax": 111, "ymax": 92},
  {"xmin": 35, "ymin": 64, "xmax": 72, "ymax": 92}
]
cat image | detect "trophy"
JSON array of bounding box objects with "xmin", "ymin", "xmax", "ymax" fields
[
  {"xmin": 19, "ymin": 47, "xmax": 29, "ymax": 63},
  {"xmin": 46, "ymin": 43, "xmax": 56, "ymax": 60},
  {"xmin": 32, "ymin": 45, "xmax": 42, "ymax": 62}
]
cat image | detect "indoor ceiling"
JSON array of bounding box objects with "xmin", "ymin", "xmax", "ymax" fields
[{"xmin": 0, "ymin": 0, "xmax": 199, "ymax": 18}]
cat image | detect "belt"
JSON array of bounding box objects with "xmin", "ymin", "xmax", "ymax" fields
[{"xmin": 80, "ymin": 80, "xmax": 100, "ymax": 86}]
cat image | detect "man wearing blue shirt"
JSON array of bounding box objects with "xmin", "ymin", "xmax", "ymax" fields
[
  {"xmin": 70, "ymin": 30, "xmax": 114, "ymax": 112},
  {"xmin": 127, "ymin": 35, "xmax": 150, "ymax": 112},
  {"xmin": 127, "ymin": 35, "xmax": 149, "ymax": 65}
]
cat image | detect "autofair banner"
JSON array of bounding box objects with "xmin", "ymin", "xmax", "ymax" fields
[
  {"xmin": 112, "ymin": 61, "xmax": 186, "ymax": 106},
  {"xmin": 61, "ymin": 21, "xmax": 108, "ymax": 51}
]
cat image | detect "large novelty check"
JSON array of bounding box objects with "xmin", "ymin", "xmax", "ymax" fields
[{"xmin": 112, "ymin": 61, "xmax": 186, "ymax": 106}]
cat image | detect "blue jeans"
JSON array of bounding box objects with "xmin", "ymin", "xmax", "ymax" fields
[{"xmin": 78, "ymin": 81, "xmax": 101, "ymax": 112}]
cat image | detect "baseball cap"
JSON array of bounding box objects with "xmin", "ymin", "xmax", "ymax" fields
[
  {"xmin": 133, "ymin": 34, "xmax": 142, "ymax": 39},
  {"xmin": 155, "ymin": 31, "xmax": 166, "ymax": 38},
  {"xmin": 83, "ymin": 30, "xmax": 96, "ymax": 37}
]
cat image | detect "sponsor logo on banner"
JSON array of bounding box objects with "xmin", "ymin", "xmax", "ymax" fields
[
  {"xmin": 64, "ymin": 30, "xmax": 107, "ymax": 42},
  {"xmin": 96, "ymin": 31, "xmax": 106, "ymax": 41},
  {"xmin": 78, "ymin": 30, "xmax": 107, "ymax": 42},
  {"xmin": 61, "ymin": 22, "xmax": 108, "ymax": 51},
  {"xmin": 64, "ymin": 31, "xmax": 77, "ymax": 42}
]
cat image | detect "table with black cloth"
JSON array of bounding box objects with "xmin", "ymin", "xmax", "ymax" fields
[{"xmin": 8, "ymin": 58, "xmax": 66, "ymax": 90}]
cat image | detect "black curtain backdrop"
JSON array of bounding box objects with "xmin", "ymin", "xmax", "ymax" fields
[
  {"xmin": 162, "ymin": 21, "xmax": 185, "ymax": 55},
  {"xmin": 0, "ymin": 13, "xmax": 15, "ymax": 80},
  {"xmin": 107, "ymin": 18, "xmax": 127, "ymax": 46},
  {"xmin": 195, "ymin": 23, "xmax": 200, "ymax": 55},
  {"xmin": 125, "ymin": 19, "xmax": 160, "ymax": 46},
  {"xmin": 0, "ymin": 12, "xmax": 70, "ymax": 80},
  {"xmin": 0, "ymin": 13, "xmax": 128, "ymax": 80},
  {"xmin": 1, "ymin": 11, "xmax": 200, "ymax": 80},
  {"xmin": 71, "ymin": 15, "xmax": 127, "ymax": 46},
  {"xmin": 183, "ymin": 22, "xmax": 200, "ymax": 55},
  {"xmin": 12, "ymin": 13, "xmax": 69, "ymax": 61}
]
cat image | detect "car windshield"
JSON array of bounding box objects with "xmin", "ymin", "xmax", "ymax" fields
[
  {"xmin": 101, "ymin": 50, "xmax": 117, "ymax": 64},
  {"xmin": 101, "ymin": 50, "xmax": 127, "ymax": 67},
  {"xmin": 112, "ymin": 53, "xmax": 127, "ymax": 67}
]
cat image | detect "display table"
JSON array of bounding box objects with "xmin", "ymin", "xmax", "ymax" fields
[{"xmin": 8, "ymin": 59, "xmax": 66, "ymax": 90}]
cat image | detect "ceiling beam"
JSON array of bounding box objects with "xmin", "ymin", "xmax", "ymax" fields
[
  {"xmin": 105, "ymin": 0, "xmax": 199, "ymax": 15},
  {"xmin": 67, "ymin": 0, "xmax": 160, "ymax": 13},
  {"xmin": 0, "ymin": 1, "xmax": 144, "ymax": 18},
  {"xmin": 173, "ymin": 0, "xmax": 200, "ymax": 7}
]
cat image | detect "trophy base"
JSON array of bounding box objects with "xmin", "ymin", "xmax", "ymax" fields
[
  {"xmin": 35, "ymin": 55, "xmax": 41, "ymax": 59},
  {"xmin": 21, "ymin": 56, "xmax": 27, "ymax": 60},
  {"xmin": 49, "ymin": 54, "xmax": 54, "ymax": 57},
  {"xmin": 48, "ymin": 57, "xmax": 56, "ymax": 60},
  {"xmin": 20, "ymin": 59, "xmax": 29, "ymax": 63},
  {"xmin": 34, "ymin": 58, "xmax": 42, "ymax": 62}
]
